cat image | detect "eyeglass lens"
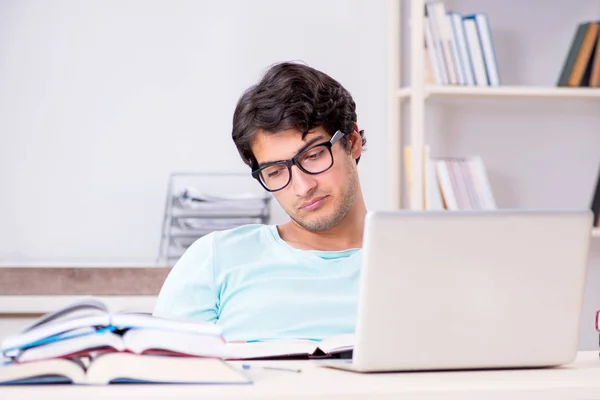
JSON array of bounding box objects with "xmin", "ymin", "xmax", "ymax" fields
[{"xmin": 259, "ymin": 144, "xmax": 333, "ymax": 191}]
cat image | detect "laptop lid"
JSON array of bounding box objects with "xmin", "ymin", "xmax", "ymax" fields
[{"xmin": 352, "ymin": 209, "xmax": 592, "ymax": 372}]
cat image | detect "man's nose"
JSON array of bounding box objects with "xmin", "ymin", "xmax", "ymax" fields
[{"xmin": 290, "ymin": 165, "xmax": 317, "ymax": 197}]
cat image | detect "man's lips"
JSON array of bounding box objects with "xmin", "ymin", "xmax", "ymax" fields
[{"xmin": 299, "ymin": 196, "xmax": 327, "ymax": 210}]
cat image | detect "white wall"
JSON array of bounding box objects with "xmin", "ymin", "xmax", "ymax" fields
[{"xmin": 0, "ymin": 0, "xmax": 389, "ymax": 264}]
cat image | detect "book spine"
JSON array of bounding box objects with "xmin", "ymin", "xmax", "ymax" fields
[
  {"xmin": 435, "ymin": 160, "xmax": 458, "ymax": 210},
  {"xmin": 557, "ymin": 23, "xmax": 590, "ymax": 86},
  {"xmin": 589, "ymin": 30, "xmax": 600, "ymax": 87},
  {"xmin": 425, "ymin": 16, "xmax": 445, "ymax": 84},
  {"xmin": 590, "ymin": 164, "xmax": 600, "ymax": 227},
  {"xmin": 463, "ymin": 16, "xmax": 488, "ymax": 86},
  {"xmin": 568, "ymin": 22, "xmax": 600, "ymax": 87},
  {"xmin": 431, "ymin": 1, "xmax": 458, "ymax": 84},
  {"xmin": 425, "ymin": 2, "xmax": 450, "ymax": 84},
  {"xmin": 474, "ymin": 13, "xmax": 500, "ymax": 86},
  {"xmin": 449, "ymin": 11, "xmax": 475, "ymax": 86},
  {"xmin": 447, "ymin": 13, "xmax": 466, "ymax": 85}
]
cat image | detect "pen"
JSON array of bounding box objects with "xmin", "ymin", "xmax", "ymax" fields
[{"xmin": 241, "ymin": 364, "xmax": 302, "ymax": 373}]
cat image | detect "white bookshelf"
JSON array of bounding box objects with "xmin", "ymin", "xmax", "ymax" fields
[
  {"xmin": 387, "ymin": 0, "xmax": 600, "ymax": 233},
  {"xmin": 397, "ymin": 86, "xmax": 600, "ymax": 101}
]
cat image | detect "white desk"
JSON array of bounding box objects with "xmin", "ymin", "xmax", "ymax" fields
[{"xmin": 2, "ymin": 351, "xmax": 600, "ymax": 400}]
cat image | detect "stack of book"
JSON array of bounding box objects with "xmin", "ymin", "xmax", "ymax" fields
[
  {"xmin": 557, "ymin": 21, "xmax": 600, "ymax": 87},
  {"xmin": 0, "ymin": 298, "xmax": 248, "ymax": 385},
  {"xmin": 424, "ymin": 0, "xmax": 500, "ymax": 86}
]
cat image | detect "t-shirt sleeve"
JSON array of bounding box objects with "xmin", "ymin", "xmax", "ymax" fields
[{"xmin": 153, "ymin": 233, "xmax": 218, "ymax": 323}]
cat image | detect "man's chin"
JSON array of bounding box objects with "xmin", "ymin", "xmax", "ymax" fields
[{"xmin": 292, "ymin": 213, "xmax": 337, "ymax": 233}]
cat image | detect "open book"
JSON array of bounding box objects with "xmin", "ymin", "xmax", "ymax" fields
[
  {"xmin": 225, "ymin": 334, "xmax": 354, "ymax": 360},
  {"xmin": 14, "ymin": 330, "xmax": 353, "ymax": 363},
  {"xmin": 15, "ymin": 328, "xmax": 226, "ymax": 363},
  {"xmin": 0, "ymin": 353, "xmax": 250, "ymax": 385},
  {"xmin": 1, "ymin": 297, "xmax": 222, "ymax": 358}
]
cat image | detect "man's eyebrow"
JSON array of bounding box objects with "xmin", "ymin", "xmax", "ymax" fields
[{"xmin": 257, "ymin": 135, "xmax": 326, "ymax": 168}]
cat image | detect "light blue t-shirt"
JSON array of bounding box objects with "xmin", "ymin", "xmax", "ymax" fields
[{"xmin": 153, "ymin": 224, "xmax": 361, "ymax": 342}]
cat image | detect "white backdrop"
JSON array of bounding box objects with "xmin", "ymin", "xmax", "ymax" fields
[{"xmin": 0, "ymin": 0, "xmax": 389, "ymax": 264}]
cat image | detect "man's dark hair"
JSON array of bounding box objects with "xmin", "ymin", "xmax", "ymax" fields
[{"xmin": 232, "ymin": 61, "xmax": 367, "ymax": 170}]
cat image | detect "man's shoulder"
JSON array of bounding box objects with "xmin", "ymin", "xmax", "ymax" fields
[
  {"xmin": 211, "ymin": 223, "xmax": 273, "ymax": 246},
  {"xmin": 177, "ymin": 224, "xmax": 275, "ymax": 268},
  {"xmin": 206, "ymin": 224, "xmax": 277, "ymax": 268},
  {"xmin": 189, "ymin": 223, "xmax": 275, "ymax": 254}
]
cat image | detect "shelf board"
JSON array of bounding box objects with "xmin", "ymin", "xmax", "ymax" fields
[{"xmin": 396, "ymin": 86, "xmax": 600, "ymax": 100}]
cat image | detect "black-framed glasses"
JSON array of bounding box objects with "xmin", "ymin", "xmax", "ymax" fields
[{"xmin": 252, "ymin": 130, "xmax": 345, "ymax": 192}]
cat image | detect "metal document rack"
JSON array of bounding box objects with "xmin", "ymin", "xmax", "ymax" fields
[{"xmin": 158, "ymin": 172, "xmax": 271, "ymax": 265}]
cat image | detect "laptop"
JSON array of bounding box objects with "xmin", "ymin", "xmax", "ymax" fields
[{"xmin": 325, "ymin": 209, "xmax": 593, "ymax": 372}]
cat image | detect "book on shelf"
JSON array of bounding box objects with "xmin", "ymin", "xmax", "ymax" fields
[
  {"xmin": 435, "ymin": 156, "xmax": 497, "ymax": 210},
  {"xmin": 424, "ymin": 0, "xmax": 500, "ymax": 87},
  {"xmin": 0, "ymin": 297, "xmax": 352, "ymax": 385},
  {"xmin": 404, "ymin": 145, "xmax": 496, "ymax": 211},
  {"xmin": 557, "ymin": 21, "xmax": 600, "ymax": 87}
]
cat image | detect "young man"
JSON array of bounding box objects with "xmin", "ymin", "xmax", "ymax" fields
[{"xmin": 154, "ymin": 62, "xmax": 368, "ymax": 342}]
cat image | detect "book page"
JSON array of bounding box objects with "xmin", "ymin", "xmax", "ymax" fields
[
  {"xmin": 17, "ymin": 329, "xmax": 124, "ymax": 363},
  {"xmin": 86, "ymin": 353, "xmax": 251, "ymax": 384},
  {"xmin": 1, "ymin": 314, "xmax": 111, "ymax": 355},
  {"xmin": 224, "ymin": 340, "xmax": 319, "ymax": 360},
  {"xmin": 110, "ymin": 313, "xmax": 222, "ymax": 337},
  {"xmin": 122, "ymin": 328, "xmax": 226, "ymax": 358},
  {"xmin": 318, "ymin": 333, "xmax": 354, "ymax": 354},
  {"xmin": 20, "ymin": 297, "xmax": 108, "ymax": 333},
  {"xmin": 0, "ymin": 358, "xmax": 86, "ymax": 385}
]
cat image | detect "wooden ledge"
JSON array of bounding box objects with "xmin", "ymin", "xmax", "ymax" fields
[{"xmin": 0, "ymin": 267, "xmax": 171, "ymax": 296}]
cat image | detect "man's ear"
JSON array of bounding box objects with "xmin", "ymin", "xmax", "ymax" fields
[{"xmin": 350, "ymin": 122, "xmax": 362, "ymax": 160}]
